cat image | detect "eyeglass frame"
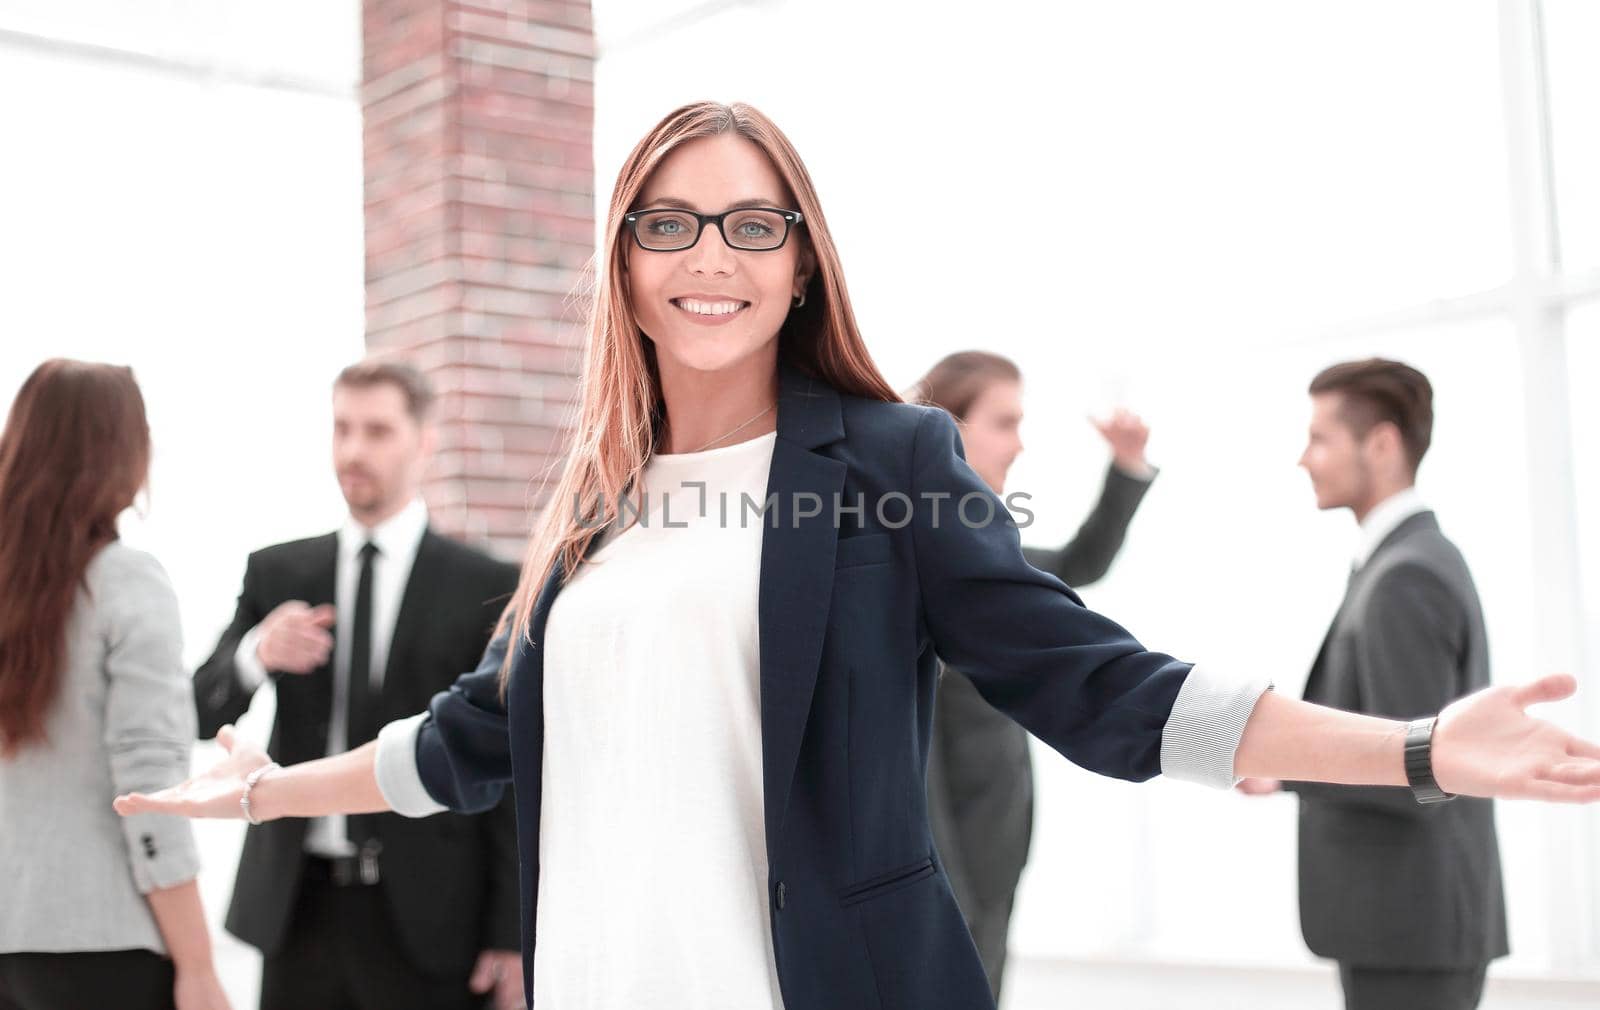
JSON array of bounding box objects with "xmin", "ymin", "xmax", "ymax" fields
[{"xmin": 622, "ymin": 206, "xmax": 805, "ymax": 253}]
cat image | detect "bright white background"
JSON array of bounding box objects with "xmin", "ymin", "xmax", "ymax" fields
[{"xmin": 2, "ymin": 1, "xmax": 1596, "ymax": 1007}]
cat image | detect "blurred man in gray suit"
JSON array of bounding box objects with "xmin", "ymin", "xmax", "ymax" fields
[{"xmin": 1239, "ymin": 358, "xmax": 1507, "ymax": 1010}]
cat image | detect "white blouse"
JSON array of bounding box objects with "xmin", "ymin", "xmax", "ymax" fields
[{"xmin": 534, "ymin": 429, "xmax": 783, "ymax": 1010}]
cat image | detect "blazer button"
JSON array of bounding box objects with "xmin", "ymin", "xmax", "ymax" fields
[{"xmin": 775, "ymin": 882, "xmax": 787, "ymax": 911}]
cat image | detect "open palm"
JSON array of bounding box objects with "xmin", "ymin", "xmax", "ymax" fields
[
  {"xmin": 113, "ymin": 724, "xmax": 271, "ymax": 820},
  {"xmin": 1434, "ymin": 674, "xmax": 1600, "ymax": 802}
]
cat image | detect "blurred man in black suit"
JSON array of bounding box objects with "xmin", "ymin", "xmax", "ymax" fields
[{"xmin": 195, "ymin": 360, "xmax": 523, "ymax": 1010}]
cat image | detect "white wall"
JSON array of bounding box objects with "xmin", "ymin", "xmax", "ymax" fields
[
  {"xmin": 0, "ymin": 0, "xmax": 365, "ymax": 667},
  {"xmin": 0, "ymin": 4, "xmax": 365, "ymax": 1003}
]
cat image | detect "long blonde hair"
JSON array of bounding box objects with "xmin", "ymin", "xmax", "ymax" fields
[{"xmin": 499, "ymin": 101, "xmax": 900, "ymax": 688}]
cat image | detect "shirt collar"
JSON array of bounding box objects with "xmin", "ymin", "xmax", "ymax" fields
[
  {"xmin": 339, "ymin": 497, "xmax": 429, "ymax": 562},
  {"xmin": 1353, "ymin": 487, "xmax": 1428, "ymax": 569}
]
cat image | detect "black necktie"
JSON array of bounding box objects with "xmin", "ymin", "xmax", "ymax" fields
[
  {"xmin": 346, "ymin": 540, "xmax": 380, "ymax": 749},
  {"xmin": 346, "ymin": 541, "xmax": 379, "ymax": 853}
]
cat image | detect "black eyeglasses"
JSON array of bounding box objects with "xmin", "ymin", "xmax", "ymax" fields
[{"xmin": 623, "ymin": 206, "xmax": 804, "ymax": 252}]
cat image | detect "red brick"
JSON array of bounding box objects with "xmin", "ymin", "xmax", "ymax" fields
[{"xmin": 364, "ymin": 0, "xmax": 593, "ymax": 548}]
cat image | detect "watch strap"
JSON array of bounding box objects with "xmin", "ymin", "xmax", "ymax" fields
[{"xmin": 1404, "ymin": 717, "xmax": 1456, "ymax": 804}]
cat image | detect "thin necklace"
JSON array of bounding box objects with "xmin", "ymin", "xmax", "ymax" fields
[{"xmin": 669, "ymin": 402, "xmax": 776, "ymax": 454}]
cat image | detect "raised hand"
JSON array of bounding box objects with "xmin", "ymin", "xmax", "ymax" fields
[
  {"xmin": 114, "ymin": 725, "xmax": 272, "ymax": 820},
  {"xmin": 1434, "ymin": 674, "xmax": 1600, "ymax": 802},
  {"xmin": 1091, "ymin": 409, "xmax": 1152, "ymax": 476},
  {"xmin": 256, "ymin": 600, "xmax": 336, "ymax": 674}
]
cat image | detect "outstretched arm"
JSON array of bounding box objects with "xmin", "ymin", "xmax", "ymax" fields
[
  {"xmin": 1257, "ymin": 565, "xmax": 1479, "ymax": 814},
  {"xmin": 113, "ymin": 725, "xmax": 389, "ymax": 821},
  {"xmin": 1237, "ymin": 674, "xmax": 1600, "ymax": 802},
  {"xmin": 908, "ymin": 405, "xmax": 1600, "ymax": 803},
  {"xmin": 117, "ymin": 625, "xmax": 520, "ymax": 822}
]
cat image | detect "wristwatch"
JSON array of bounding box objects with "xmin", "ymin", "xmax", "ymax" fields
[{"xmin": 1404, "ymin": 717, "xmax": 1456, "ymax": 804}]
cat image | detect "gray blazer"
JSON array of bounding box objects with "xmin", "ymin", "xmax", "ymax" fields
[
  {"xmin": 1287, "ymin": 511, "xmax": 1509, "ymax": 969},
  {"xmin": 0, "ymin": 542, "xmax": 200, "ymax": 955}
]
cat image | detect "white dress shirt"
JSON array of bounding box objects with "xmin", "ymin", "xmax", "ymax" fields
[
  {"xmin": 236, "ymin": 497, "xmax": 429, "ymax": 857},
  {"xmin": 1352, "ymin": 487, "xmax": 1429, "ymax": 571}
]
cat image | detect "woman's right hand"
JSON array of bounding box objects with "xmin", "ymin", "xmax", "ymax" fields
[
  {"xmin": 174, "ymin": 966, "xmax": 234, "ymax": 1010},
  {"xmin": 114, "ymin": 724, "xmax": 270, "ymax": 820}
]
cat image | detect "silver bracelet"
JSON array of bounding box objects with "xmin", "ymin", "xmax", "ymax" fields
[{"xmin": 241, "ymin": 762, "xmax": 281, "ymax": 825}]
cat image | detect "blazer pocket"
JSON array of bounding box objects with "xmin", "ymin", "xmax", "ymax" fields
[
  {"xmin": 839, "ymin": 856, "xmax": 936, "ymax": 906},
  {"xmin": 834, "ymin": 532, "xmax": 891, "ymax": 570}
]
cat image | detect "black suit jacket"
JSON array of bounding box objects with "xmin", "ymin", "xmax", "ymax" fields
[
  {"xmin": 1287, "ymin": 511, "xmax": 1508, "ymax": 969},
  {"xmin": 194, "ymin": 527, "xmax": 521, "ymax": 975}
]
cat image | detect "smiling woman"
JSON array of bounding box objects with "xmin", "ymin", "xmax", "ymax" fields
[
  {"xmin": 620, "ymin": 132, "xmax": 818, "ymax": 450},
  {"xmin": 115, "ymin": 101, "xmax": 1600, "ymax": 1010}
]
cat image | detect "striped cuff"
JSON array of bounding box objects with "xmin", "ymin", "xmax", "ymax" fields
[
  {"xmin": 1160, "ymin": 664, "xmax": 1274, "ymax": 789},
  {"xmin": 374, "ymin": 713, "xmax": 449, "ymax": 818}
]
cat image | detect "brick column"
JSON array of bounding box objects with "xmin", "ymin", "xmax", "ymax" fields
[{"xmin": 362, "ymin": 0, "xmax": 595, "ymax": 557}]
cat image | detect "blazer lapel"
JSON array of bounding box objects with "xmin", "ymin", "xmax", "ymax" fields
[
  {"xmin": 381, "ymin": 529, "xmax": 440, "ymax": 714},
  {"xmin": 307, "ymin": 533, "xmax": 339, "ymax": 727},
  {"xmin": 1303, "ymin": 510, "xmax": 1439, "ymax": 702},
  {"xmin": 1303, "ymin": 564, "xmax": 1358, "ymax": 702},
  {"xmin": 758, "ymin": 362, "xmax": 847, "ymax": 851},
  {"xmin": 309, "ymin": 532, "xmax": 339, "ymax": 607}
]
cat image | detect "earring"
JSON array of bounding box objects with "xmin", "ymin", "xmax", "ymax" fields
[{"xmin": 792, "ymin": 291, "xmax": 807, "ymax": 309}]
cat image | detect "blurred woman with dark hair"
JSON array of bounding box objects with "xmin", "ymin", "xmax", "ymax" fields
[
  {"xmin": 909, "ymin": 350, "xmax": 1156, "ymax": 1000},
  {"xmin": 0, "ymin": 360, "xmax": 230, "ymax": 1010}
]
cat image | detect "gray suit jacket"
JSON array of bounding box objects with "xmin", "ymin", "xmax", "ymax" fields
[
  {"xmin": 1287, "ymin": 511, "xmax": 1508, "ymax": 969},
  {"xmin": 0, "ymin": 543, "xmax": 200, "ymax": 955}
]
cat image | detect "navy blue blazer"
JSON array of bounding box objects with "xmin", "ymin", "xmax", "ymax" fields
[{"xmin": 409, "ymin": 360, "xmax": 1197, "ymax": 1010}]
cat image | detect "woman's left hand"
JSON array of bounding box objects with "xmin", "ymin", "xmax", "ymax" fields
[{"xmin": 1433, "ymin": 674, "xmax": 1600, "ymax": 801}]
